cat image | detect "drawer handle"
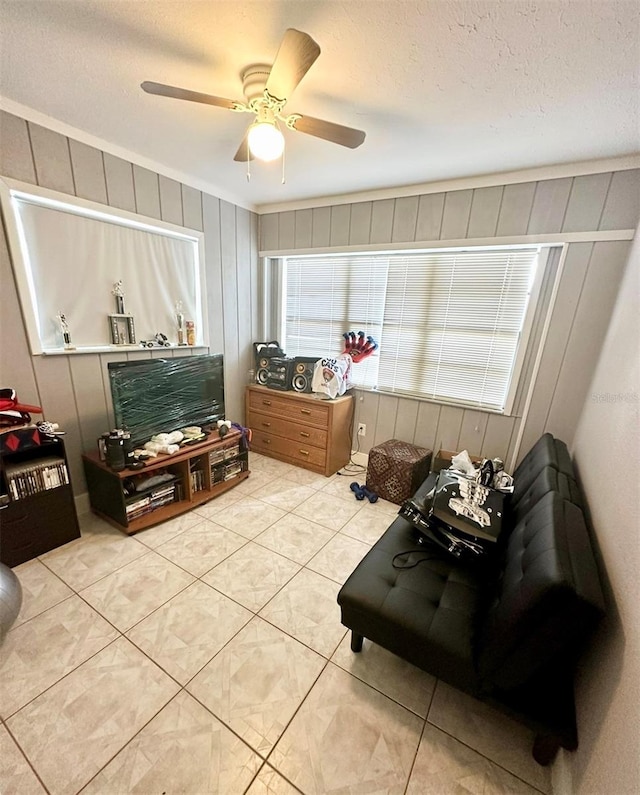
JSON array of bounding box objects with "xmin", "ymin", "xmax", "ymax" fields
[
  {"xmin": 262, "ymin": 400, "xmax": 272, "ymax": 406},
  {"xmin": 299, "ymin": 449, "xmax": 310, "ymax": 456},
  {"xmin": 299, "ymin": 431, "xmax": 310, "ymax": 438},
  {"xmin": 300, "ymin": 408, "xmax": 312, "ymax": 415},
  {"xmin": 262, "ymin": 438, "xmax": 271, "ymax": 444},
  {"xmin": 261, "ymin": 422, "xmax": 272, "ymax": 428}
]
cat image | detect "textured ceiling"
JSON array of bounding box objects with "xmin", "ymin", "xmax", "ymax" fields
[{"xmin": 1, "ymin": 0, "xmax": 638, "ymax": 210}]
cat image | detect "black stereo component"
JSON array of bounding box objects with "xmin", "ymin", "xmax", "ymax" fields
[
  {"xmin": 254, "ymin": 341, "xmax": 285, "ymax": 385},
  {"xmin": 264, "ymin": 357, "xmax": 294, "ymax": 391},
  {"xmin": 290, "ymin": 356, "xmax": 318, "ymax": 393}
]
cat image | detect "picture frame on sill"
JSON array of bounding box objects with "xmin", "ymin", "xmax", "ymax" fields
[{"xmin": 109, "ymin": 314, "xmax": 136, "ymax": 345}]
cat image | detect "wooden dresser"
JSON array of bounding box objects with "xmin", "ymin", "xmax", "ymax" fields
[{"xmin": 245, "ymin": 385, "xmax": 354, "ymax": 476}]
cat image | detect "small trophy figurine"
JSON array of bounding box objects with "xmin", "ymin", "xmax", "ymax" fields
[
  {"xmin": 57, "ymin": 312, "xmax": 75, "ymax": 350},
  {"xmin": 175, "ymin": 300, "xmax": 186, "ymax": 345},
  {"xmin": 112, "ymin": 280, "xmax": 125, "ymax": 314}
]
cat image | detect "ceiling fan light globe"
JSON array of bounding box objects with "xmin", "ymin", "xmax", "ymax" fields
[{"xmin": 248, "ymin": 122, "xmax": 284, "ymax": 161}]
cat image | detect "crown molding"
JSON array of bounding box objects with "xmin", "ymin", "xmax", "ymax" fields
[
  {"xmin": 256, "ymin": 154, "xmax": 640, "ymax": 214},
  {"xmin": 0, "ymin": 96, "xmax": 258, "ymax": 212}
]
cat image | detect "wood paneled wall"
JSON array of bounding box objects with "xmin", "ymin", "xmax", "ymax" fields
[
  {"xmin": 259, "ymin": 169, "xmax": 639, "ymax": 466},
  {"xmin": 0, "ymin": 111, "xmax": 259, "ymax": 495}
]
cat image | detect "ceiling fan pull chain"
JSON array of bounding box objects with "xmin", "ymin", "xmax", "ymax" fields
[
  {"xmin": 246, "ymin": 152, "xmax": 251, "ymax": 182},
  {"xmin": 281, "ymin": 144, "xmax": 286, "ymax": 184}
]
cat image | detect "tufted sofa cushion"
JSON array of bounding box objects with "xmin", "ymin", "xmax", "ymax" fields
[
  {"xmin": 507, "ymin": 464, "xmax": 583, "ymax": 529},
  {"xmin": 476, "ymin": 491, "xmax": 604, "ymax": 693},
  {"xmin": 337, "ymin": 510, "xmax": 486, "ymax": 689},
  {"xmin": 512, "ymin": 433, "xmax": 575, "ymax": 502}
]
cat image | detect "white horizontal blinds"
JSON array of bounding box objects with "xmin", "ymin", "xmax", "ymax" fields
[
  {"xmin": 285, "ymin": 256, "xmax": 386, "ymax": 388},
  {"xmin": 378, "ymin": 249, "xmax": 539, "ymax": 410}
]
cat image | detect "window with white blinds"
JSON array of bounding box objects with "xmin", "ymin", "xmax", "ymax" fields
[{"xmin": 283, "ymin": 247, "xmax": 543, "ymax": 412}]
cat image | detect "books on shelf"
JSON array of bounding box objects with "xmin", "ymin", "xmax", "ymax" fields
[
  {"xmin": 126, "ymin": 482, "xmax": 177, "ymax": 521},
  {"xmin": 5, "ymin": 456, "xmax": 69, "ymax": 500}
]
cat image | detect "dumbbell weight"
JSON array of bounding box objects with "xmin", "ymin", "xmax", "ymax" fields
[{"xmin": 349, "ymin": 482, "xmax": 379, "ymax": 503}]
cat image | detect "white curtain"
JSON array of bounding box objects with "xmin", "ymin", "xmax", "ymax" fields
[{"xmin": 15, "ymin": 199, "xmax": 200, "ymax": 349}]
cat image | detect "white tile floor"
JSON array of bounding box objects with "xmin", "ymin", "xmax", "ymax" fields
[{"xmin": 0, "ymin": 452, "xmax": 551, "ymax": 795}]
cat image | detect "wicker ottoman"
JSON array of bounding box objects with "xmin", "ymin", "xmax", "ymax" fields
[{"xmin": 366, "ymin": 439, "xmax": 433, "ymax": 504}]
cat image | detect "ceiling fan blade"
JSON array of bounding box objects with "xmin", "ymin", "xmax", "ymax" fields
[
  {"xmin": 290, "ymin": 115, "xmax": 366, "ymax": 149},
  {"xmin": 233, "ymin": 132, "xmax": 254, "ymax": 163},
  {"xmin": 141, "ymin": 81, "xmax": 237, "ymax": 110},
  {"xmin": 265, "ymin": 29, "xmax": 320, "ymax": 103}
]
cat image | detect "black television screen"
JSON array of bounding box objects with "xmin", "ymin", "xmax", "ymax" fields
[{"xmin": 108, "ymin": 354, "xmax": 225, "ymax": 448}]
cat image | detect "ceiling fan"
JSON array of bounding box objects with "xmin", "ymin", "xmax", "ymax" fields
[{"xmin": 141, "ymin": 28, "xmax": 366, "ymax": 163}]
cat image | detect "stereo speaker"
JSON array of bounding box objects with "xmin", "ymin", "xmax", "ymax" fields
[
  {"xmin": 290, "ymin": 357, "xmax": 318, "ymax": 393},
  {"xmin": 264, "ymin": 357, "xmax": 294, "ymax": 391},
  {"xmin": 254, "ymin": 341, "xmax": 285, "ymax": 385}
]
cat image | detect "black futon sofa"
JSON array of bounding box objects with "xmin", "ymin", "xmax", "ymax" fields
[{"xmin": 337, "ymin": 433, "xmax": 605, "ymax": 765}]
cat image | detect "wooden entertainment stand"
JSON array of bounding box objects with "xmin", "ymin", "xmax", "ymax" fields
[{"xmin": 82, "ymin": 429, "xmax": 248, "ymax": 535}]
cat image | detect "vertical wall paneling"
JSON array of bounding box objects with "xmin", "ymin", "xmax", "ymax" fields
[
  {"xmin": 68, "ymin": 140, "xmax": 107, "ymax": 204},
  {"xmin": 506, "ymin": 417, "xmax": 523, "ymax": 469},
  {"xmin": 159, "ymin": 175, "xmax": 183, "ymax": 226},
  {"xmin": 495, "ymin": 182, "xmax": 536, "ymax": 236},
  {"xmin": 413, "ymin": 401, "xmax": 441, "ymax": 455},
  {"xmin": 353, "ymin": 390, "xmax": 380, "ymax": 454},
  {"xmin": 133, "ymin": 165, "xmax": 161, "ymax": 219},
  {"xmin": 348, "ymin": 202, "xmax": 372, "ymax": 245},
  {"xmin": 391, "ymin": 196, "xmax": 419, "ymax": 242},
  {"xmin": 467, "ymin": 186, "xmax": 503, "ymax": 239},
  {"xmin": 103, "ymin": 153, "xmax": 136, "ymax": 212},
  {"xmin": 562, "ymin": 173, "xmax": 612, "ymax": 233},
  {"xmin": 517, "ymin": 242, "xmax": 593, "ymax": 456},
  {"xmin": 68, "ymin": 355, "xmax": 110, "ymax": 454},
  {"xmin": 372, "ymin": 394, "xmax": 399, "ymax": 447},
  {"xmin": 457, "ymin": 410, "xmax": 489, "ymax": 456},
  {"xmin": 181, "ymin": 184, "xmax": 203, "ymax": 231},
  {"xmin": 482, "ymin": 414, "xmax": 516, "ymax": 463},
  {"xmin": 330, "ymin": 204, "xmax": 351, "ymax": 246},
  {"xmin": 294, "ymin": 208, "xmax": 312, "ymax": 248},
  {"xmin": 440, "ymin": 189, "xmax": 473, "ymax": 240},
  {"xmin": 260, "ymin": 213, "xmax": 279, "ymax": 251},
  {"xmin": 311, "ymin": 206, "xmax": 331, "ymax": 247},
  {"xmin": 278, "ymin": 210, "xmax": 296, "ymax": 250},
  {"xmin": 527, "ymin": 177, "xmax": 572, "ymax": 234},
  {"xmin": 0, "ymin": 111, "xmax": 36, "ymax": 183},
  {"xmin": 235, "ymin": 206, "xmax": 253, "ymax": 400},
  {"xmin": 250, "ymin": 212, "xmax": 260, "ymax": 343},
  {"xmin": 599, "ymin": 169, "xmax": 640, "ymax": 231},
  {"xmin": 415, "ymin": 193, "xmax": 445, "ymax": 241},
  {"xmin": 220, "ymin": 200, "xmax": 241, "ymax": 419},
  {"xmin": 435, "ymin": 405, "xmax": 464, "ymax": 450},
  {"xmin": 392, "ymin": 397, "xmax": 419, "ymax": 444},
  {"xmin": 0, "ymin": 223, "xmax": 39, "ymax": 397},
  {"xmin": 545, "ymin": 240, "xmax": 631, "ymax": 442},
  {"xmin": 28, "ymin": 123, "xmax": 75, "ymax": 195},
  {"xmin": 369, "ymin": 199, "xmax": 395, "ymax": 244},
  {"xmin": 31, "ymin": 355, "xmax": 84, "ymax": 489},
  {"xmin": 202, "ymin": 193, "xmax": 225, "ymax": 352}
]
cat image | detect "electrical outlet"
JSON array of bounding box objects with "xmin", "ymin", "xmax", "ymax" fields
[{"xmin": 357, "ymin": 423, "xmax": 366, "ymax": 437}]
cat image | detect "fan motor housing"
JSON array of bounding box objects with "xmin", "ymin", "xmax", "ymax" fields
[{"xmin": 242, "ymin": 64, "xmax": 270, "ymax": 103}]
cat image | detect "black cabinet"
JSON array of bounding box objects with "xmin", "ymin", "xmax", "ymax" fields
[{"xmin": 0, "ymin": 430, "xmax": 80, "ymax": 567}]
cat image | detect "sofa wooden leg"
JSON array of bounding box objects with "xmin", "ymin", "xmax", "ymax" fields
[
  {"xmin": 350, "ymin": 632, "xmax": 364, "ymax": 652},
  {"xmin": 533, "ymin": 734, "xmax": 561, "ymax": 766}
]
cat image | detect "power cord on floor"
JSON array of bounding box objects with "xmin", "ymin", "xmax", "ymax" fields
[{"xmin": 336, "ymin": 398, "xmax": 368, "ymax": 477}]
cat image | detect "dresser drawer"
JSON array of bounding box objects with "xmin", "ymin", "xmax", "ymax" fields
[
  {"xmin": 247, "ymin": 410, "xmax": 328, "ymax": 449},
  {"xmin": 248, "ymin": 390, "xmax": 329, "ymax": 427},
  {"xmin": 251, "ymin": 432, "xmax": 326, "ymax": 469}
]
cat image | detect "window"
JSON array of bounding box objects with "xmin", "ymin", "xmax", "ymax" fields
[
  {"xmin": 1, "ymin": 179, "xmax": 206, "ymax": 354},
  {"xmin": 282, "ymin": 246, "xmax": 546, "ymax": 413}
]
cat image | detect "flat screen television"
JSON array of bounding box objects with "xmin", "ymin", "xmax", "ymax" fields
[{"xmin": 108, "ymin": 354, "xmax": 225, "ymax": 448}]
